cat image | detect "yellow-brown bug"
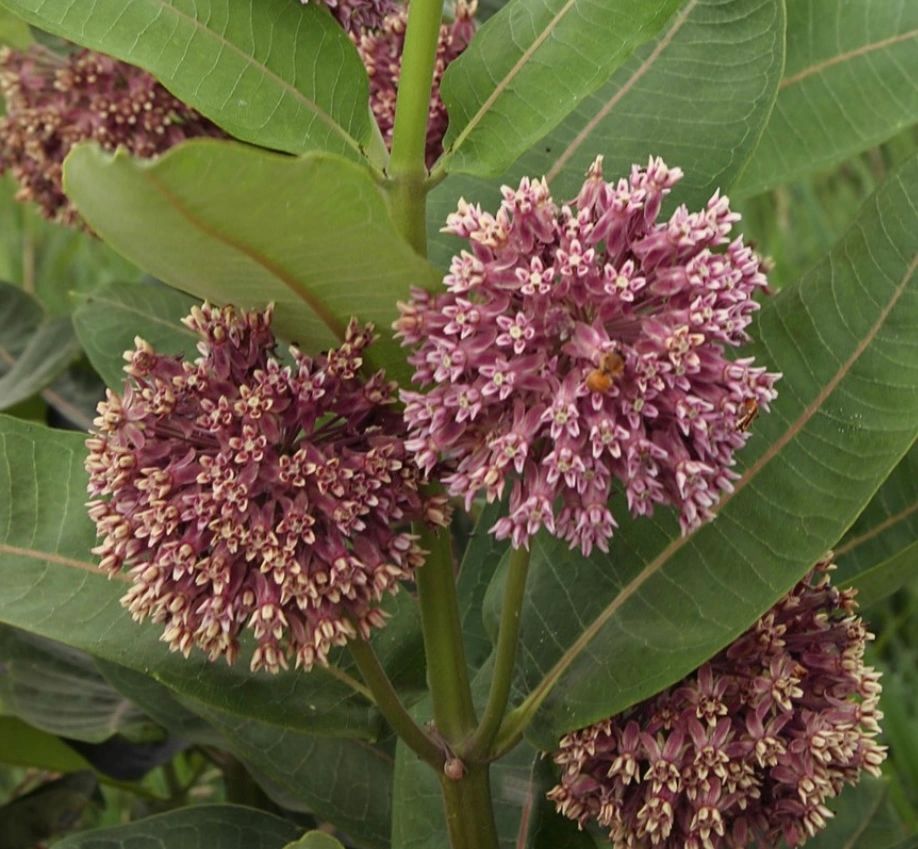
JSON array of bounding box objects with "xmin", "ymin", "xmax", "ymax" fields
[
  {"xmin": 737, "ymin": 398, "xmax": 759, "ymax": 432},
  {"xmin": 585, "ymin": 351, "xmax": 625, "ymax": 394}
]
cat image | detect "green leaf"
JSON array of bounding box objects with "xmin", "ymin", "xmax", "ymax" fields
[
  {"xmin": 0, "ymin": 282, "xmax": 81, "ymax": 410},
  {"xmin": 428, "ymin": 0, "xmax": 786, "ymax": 269},
  {"xmin": 804, "ymin": 779, "xmax": 911, "ymax": 849},
  {"xmin": 0, "ymin": 7, "xmax": 31, "ymax": 47},
  {"xmin": 51, "ymin": 805, "xmax": 301, "ymax": 849},
  {"xmin": 283, "ymin": 832, "xmax": 347, "ymax": 849},
  {"xmin": 835, "ymin": 443, "xmax": 918, "ymax": 581},
  {"xmin": 437, "ymin": 0, "xmax": 682, "ymax": 176},
  {"xmin": 63, "ymin": 141, "xmax": 441, "ymax": 383},
  {"xmin": 0, "ymin": 716, "xmax": 93, "ymax": 773},
  {"xmin": 0, "ymin": 415, "xmax": 378, "ymax": 740},
  {"xmin": 0, "ymin": 626, "xmax": 159, "ymax": 743},
  {"xmin": 0, "ymin": 0, "xmax": 371, "ymax": 160},
  {"xmin": 72, "ymin": 280, "xmax": 199, "ymax": 388},
  {"xmin": 735, "ymin": 0, "xmax": 918, "ymax": 196},
  {"xmin": 844, "ymin": 542, "xmax": 918, "ymax": 610},
  {"xmin": 505, "ymin": 155, "xmax": 918, "ymax": 749}
]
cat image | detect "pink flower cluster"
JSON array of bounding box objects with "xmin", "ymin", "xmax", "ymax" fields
[
  {"xmin": 548, "ymin": 559, "xmax": 886, "ymax": 849},
  {"xmin": 356, "ymin": 0, "xmax": 476, "ymax": 166},
  {"xmin": 0, "ymin": 47, "xmax": 222, "ymax": 225},
  {"xmin": 396, "ymin": 157, "xmax": 780, "ymax": 555},
  {"xmin": 86, "ymin": 305, "xmax": 433, "ymax": 673}
]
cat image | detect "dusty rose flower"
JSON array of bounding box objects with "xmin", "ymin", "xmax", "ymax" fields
[
  {"xmin": 548, "ymin": 559, "xmax": 886, "ymax": 849},
  {"xmin": 86, "ymin": 305, "xmax": 433, "ymax": 673},
  {"xmin": 0, "ymin": 46, "xmax": 222, "ymax": 225},
  {"xmin": 396, "ymin": 157, "xmax": 780, "ymax": 555},
  {"xmin": 357, "ymin": 0, "xmax": 477, "ymax": 166}
]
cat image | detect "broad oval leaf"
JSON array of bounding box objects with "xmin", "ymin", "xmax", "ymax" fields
[
  {"xmin": 0, "ymin": 0, "xmax": 371, "ymax": 160},
  {"xmin": 505, "ymin": 155, "xmax": 918, "ymax": 749},
  {"xmin": 805, "ymin": 779, "xmax": 911, "ymax": 849},
  {"xmin": 735, "ymin": 0, "xmax": 918, "ymax": 196},
  {"xmin": 63, "ymin": 141, "xmax": 441, "ymax": 384},
  {"xmin": 846, "ymin": 542, "xmax": 918, "ymax": 610},
  {"xmin": 428, "ymin": 0, "xmax": 786, "ymax": 269},
  {"xmin": 51, "ymin": 806, "xmax": 301, "ymax": 849},
  {"xmin": 0, "ymin": 282, "xmax": 80, "ymax": 410},
  {"xmin": 0, "ymin": 415, "xmax": 378, "ymax": 739},
  {"xmin": 0, "ymin": 716, "xmax": 94, "ymax": 774},
  {"xmin": 437, "ymin": 0, "xmax": 682, "ymax": 176},
  {"xmin": 72, "ymin": 280, "xmax": 199, "ymax": 388},
  {"xmin": 284, "ymin": 834, "xmax": 347, "ymax": 849}
]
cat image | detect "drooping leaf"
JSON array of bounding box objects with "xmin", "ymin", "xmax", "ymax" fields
[
  {"xmin": 735, "ymin": 0, "xmax": 918, "ymax": 196},
  {"xmin": 835, "ymin": 443, "xmax": 918, "ymax": 581},
  {"xmin": 0, "ymin": 625, "xmax": 158, "ymax": 743},
  {"xmin": 0, "ymin": 0, "xmax": 371, "ymax": 160},
  {"xmin": 0, "ymin": 282, "xmax": 80, "ymax": 409},
  {"xmin": 72, "ymin": 280, "xmax": 199, "ymax": 388},
  {"xmin": 51, "ymin": 806, "xmax": 301, "ymax": 849},
  {"xmin": 502, "ymin": 155, "xmax": 918, "ymax": 749},
  {"xmin": 0, "ymin": 415, "xmax": 378, "ymax": 740},
  {"xmin": 804, "ymin": 779, "xmax": 911, "ymax": 849},
  {"xmin": 63, "ymin": 142, "xmax": 441, "ymax": 383},
  {"xmin": 428, "ymin": 0, "xmax": 786, "ymax": 269},
  {"xmin": 437, "ymin": 0, "xmax": 682, "ymax": 176}
]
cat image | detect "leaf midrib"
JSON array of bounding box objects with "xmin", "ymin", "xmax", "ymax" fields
[
  {"xmin": 780, "ymin": 28, "xmax": 918, "ymax": 89},
  {"xmin": 835, "ymin": 500, "xmax": 918, "ymax": 558},
  {"xmin": 519, "ymin": 246, "xmax": 917, "ymax": 723}
]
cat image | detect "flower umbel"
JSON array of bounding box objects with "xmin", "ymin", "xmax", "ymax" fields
[
  {"xmin": 300, "ymin": 0, "xmax": 398, "ymax": 34},
  {"xmin": 548, "ymin": 559, "xmax": 886, "ymax": 849},
  {"xmin": 0, "ymin": 47, "xmax": 222, "ymax": 225},
  {"xmin": 397, "ymin": 157, "xmax": 780, "ymax": 554},
  {"xmin": 86, "ymin": 305, "xmax": 430, "ymax": 673}
]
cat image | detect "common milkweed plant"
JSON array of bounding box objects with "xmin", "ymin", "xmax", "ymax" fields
[{"xmin": 0, "ymin": 0, "xmax": 915, "ymax": 847}]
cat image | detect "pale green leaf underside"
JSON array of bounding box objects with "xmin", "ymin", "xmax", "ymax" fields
[
  {"xmin": 428, "ymin": 0, "xmax": 785, "ymax": 270},
  {"xmin": 0, "ymin": 416, "xmax": 377, "ymax": 739},
  {"xmin": 736, "ymin": 0, "xmax": 918, "ymax": 196},
  {"xmin": 513, "ymin": 156, "xmax": 918, "ymax": 748},
  {"xmin": 52, "ymin": 806, "xmax": 301, "ymax": 849},
  {"xmin": 0, "ymin": 0, "xmax": 371, "ymax": 159},
  {"xmin": 284, "ymin": 834, "xmax": 347, "ymax": 849},
  {"xmin": 64, "ymin": 142, "xmax": 441, "ymax": 384},
  {"xmin": 438, "ymin": 0, "xmax": 682, "ymax": 176}
]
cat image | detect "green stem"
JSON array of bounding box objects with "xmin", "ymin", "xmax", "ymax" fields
[
  {"xmin": 415, "ymin": 520, "xmax": 477, "ymax": 743},
  {"xmin": 463, "ymin": 545, "xmax": 531, "ymax": 760},
  {"xmin": 440, "ymin": 765, "xmax": 500, "ymax": 849},
  {"xmin": 385, "ymin": 0, "xmax": 444, "ymax": 253},
  {"xmin": 349, "ymin": 637, "xmax": 443, "ymax": 768}
]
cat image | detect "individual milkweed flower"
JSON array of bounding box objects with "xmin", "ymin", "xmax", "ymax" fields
[
  {"xmin": 85, "ymin": 304, "xmax": 435, "ymax": 673},
  {"xmin": 396, "ymin": 157, "xmax": 780, "ymax": 555},
  {"xmin": 0, "ymin": 46, "xmax": 222, "ymax": 225},
  {"xmin": 357, "ymin": 0, "xmax": 477, "ymax": 166},
  {"xmin": 547, "ymin": 558, "xmax": 886, "ymax": 849}
]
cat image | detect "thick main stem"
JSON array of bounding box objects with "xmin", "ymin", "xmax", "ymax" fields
[
  {"xmin": 440, "ymin": 765, "xmax": 499, "ymax": 849},
  {"xmin": 386, "ymin": 0, "xmax": 444, "ymax": 253},
  {"xmin": 464, "ymin": 545, "xmax": 531, "ymax": 760}
]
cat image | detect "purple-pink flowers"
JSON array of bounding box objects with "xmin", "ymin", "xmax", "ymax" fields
[
  {"xmin": 0, "ymin": 47, "xmax": 221, "ymax": 225},
  {"xmin": 548, "ymin": 559, "xmax": 886, "ymax": 849},
  {"xmin": 86, "ymin": 305, "xmax": 432, "ymax": 673},
  {"xmin": 396, "ymin": 157, "xmax": 780, "ymax": 555}
]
